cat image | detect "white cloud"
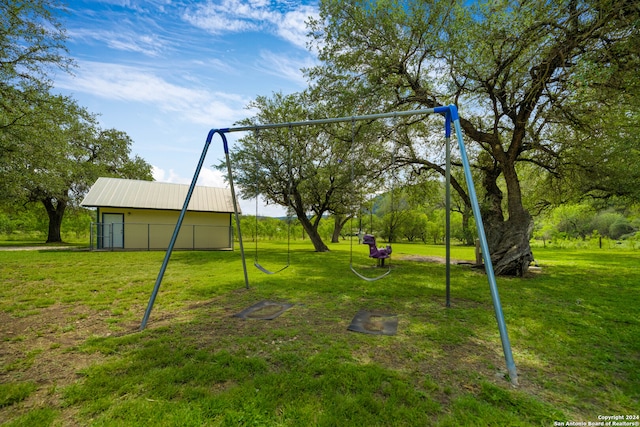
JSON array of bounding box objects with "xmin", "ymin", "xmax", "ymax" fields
[
  {"xmin": 69, "ymin": 27, "xmax": 166, "ymax": 57},
  {"xmin": 183, "ymin": 0, "xmax": 271, "ymax": 34},
  {"xmin": 151, "ymin": 165, "xmax": 165, "ymax": 181},
  {"xmin": 107, "ymin": 33, "xmax": 164, "ymax": 56},
  {"xmin": 57, "ymin": 61, "xmax": 251, "ymax": 127},
  {"xmin": 89, "ymin": 0, "xmax": 172, "ymax": 13},
  {"xmin": 277, "ymin": 5, "xmax": 318, "ymax": 49},
  {"xmin": 152, "ymin": 165, "xmax": 285, "ymax": 216},
  {"xmin": 191, "ymin": 57, "xmax": 236, "ymax": 75},
  {"xmin": 187, "ymin": 92, "xmax": 253, "ymax": 127},
  {"xmin": 183, "ymin": 0, "xmax": 318, "ymax": 49},
  {"xmin": 153, "ymin": 165, "xmax": 226, "ymax": 187},
  {"xmin": 152, "ymin": 165, "xmax": 190, "ymax": 184},
  {"xmin": 257, "ymin": 50, "xmax": 317, "ymax": 86},
  {"xmin": 59, "ymin": 62, "xmax": 194, "ymax": 102},
  {"xmin": 197, "ymin": 167, "xmax": 228, "ymax": 188}
]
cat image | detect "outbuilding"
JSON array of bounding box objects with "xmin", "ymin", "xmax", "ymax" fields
[{"xmin": 81, "ymin": 177, "xmax": 239, "ymax": 250}]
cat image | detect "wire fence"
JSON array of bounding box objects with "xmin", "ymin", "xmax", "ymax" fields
[{"xmin": 89, "ymin": 222, "xmax": 234, "ymax": 251}]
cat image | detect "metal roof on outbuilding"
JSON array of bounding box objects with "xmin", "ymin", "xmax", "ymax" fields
[{"xmin": 81, "ymin": 177, "xmax": 239, "ymax": 213}]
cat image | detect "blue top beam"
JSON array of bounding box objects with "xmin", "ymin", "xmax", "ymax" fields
[{"xmin": 222, "ymin": 108, "xmax": 438, "ymax": 133}]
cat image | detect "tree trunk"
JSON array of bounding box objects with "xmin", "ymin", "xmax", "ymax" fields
[
  {"xmin": 331, "ymin": 218, "xmax": 341, "ymax": 243},
  {"xmin": 331, "ymin": 215, "xmax": 350, "ymax": 243},
  {"xmin": 386, "ymin": 210, "xmax": 401, "ymax": 243},
  {"xmin": 485, "ymin": 216, "xmax": 534, "ymax": 276},
  {"xmin": 461, "ymin": 208, "xmax": 474, "ymax": 246},
  {"xmin": 305, "ymin": 219, "xmax": 329, "ymax": 251},
  {"xmin": 286, "ymin": 191, "xmax": 329, "ymax": 252},
  {"xmin": 294, "ymin": 209, "xmax": 329, "ymax": 252},
  {"xmin": 481, "ymin": 163, "xmax": 534, "ymax": 276},
  {"xmin": 42, "ymin": 198, "xmax": 67, "ymax": 243}
]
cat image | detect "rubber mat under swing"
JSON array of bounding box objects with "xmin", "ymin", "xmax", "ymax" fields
[
  {"xmin": 233, "ymin": 300, "xmax": 294, "ymax": 320},
  {"xmin": 347, "ymin": 310, "xmax": 398, "ymax": 336}
]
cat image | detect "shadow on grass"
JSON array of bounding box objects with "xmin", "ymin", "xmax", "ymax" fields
[
  {"xmin": 3, "ymin": 245, "xmax": 638, "ymax": 425},
  {"xmin": 65, "ymin": 262, "xmax": 569, "ymax": 426}
]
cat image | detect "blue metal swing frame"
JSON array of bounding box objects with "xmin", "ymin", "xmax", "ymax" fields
[{"xmin": 139, "ymin": 105, "xmax": 519, "ymax": 386}]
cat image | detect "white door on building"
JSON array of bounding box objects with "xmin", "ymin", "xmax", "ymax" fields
[{"xmin": 102, "ymin": 213, "xmax": 124, "ymax": 248}]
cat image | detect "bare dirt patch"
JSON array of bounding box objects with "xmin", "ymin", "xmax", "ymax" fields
[
  {"xmin": 1, "ymin": 289, "xmax": 540, "ymax": 424},
  {"xmin": 0, "ymin": 304, "xmax": 125, "ymax": 424},
  {"xmin": 397, "ymin": 254, "xmax": 476, "ymax": 265},
  {"xmin": 0, "ymin": 246, "xmax": 87, "ymax": 252}
]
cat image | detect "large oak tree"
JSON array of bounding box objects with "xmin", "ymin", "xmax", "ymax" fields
[
  {"xmin": 224, "ymin": 92, "xmax": 392, "ymax": 251},
  {"xmin": 2, "ymin": 93, "xmax": 152, "ymax": 242},
  {"xmin": 1, "ymin": 0, "xmax": 152, "ymax": 242},
  {"xmin": 307, "ymin": 0, "xmax": 640, "ymax": 275},
  {"xmin": 1, "ymin": 0, "xmax": 71, "ymax": 119}
]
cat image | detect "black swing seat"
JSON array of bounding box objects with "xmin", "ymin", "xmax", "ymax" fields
[
  {"xmin": 350, "ymin": 263, "xmax": 391, "ymax": 282},
  {"xmin": 254, "ymin": 261, "xmax": 289, "ymax": 275}
]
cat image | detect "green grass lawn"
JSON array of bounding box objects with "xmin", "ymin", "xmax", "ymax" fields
[{"xmin": 0, "ymin": 240, "xmax": 638, "ymax": 426}]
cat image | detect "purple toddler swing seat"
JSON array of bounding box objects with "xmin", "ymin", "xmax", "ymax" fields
[
  {"xmin": 362, "ymin": 234, "xmax": 392, "ymax": 267},
  {"xmin": 349, "ymin": 233, "xmax": 392, "ymax": 281}
]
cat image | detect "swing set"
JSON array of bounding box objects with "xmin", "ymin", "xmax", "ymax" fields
[
  {"xmin": 252, "ymin": 196, "xmax": 291, "ymax": 275},
  {"xmin": 252, "ymin": 129, "xmax": 291, "ymax": 275},
  {"xmin": 347, "ymin": 117, "xmax": 396, "ymax": 282},
  {"xmin": 138, "ymin": 105, "xmax": 519, "ymax": 385}
]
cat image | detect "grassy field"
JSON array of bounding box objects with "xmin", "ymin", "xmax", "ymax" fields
[{"xmin": 0, "ymin": 240, "xmax": 638, "ymax": 426}]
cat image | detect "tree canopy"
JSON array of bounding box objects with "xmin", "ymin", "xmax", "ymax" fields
[
  {"xmin": 1, "ymin": 93, "xmax": 152, "ymax": 242},
  {"xmin": 304, "ymin": 0, "xmax": 640, "ymax": 274},
  {"xmin": 1, "ymin": 1, "xmax": 152, "ymax": 242},
  {"xmin": 0, "ymin": 0, "xmax": 72, "ymax": 116},
  {"xmin": 224, "ymin": 91, "xmax": 395, "ymax": 251}
]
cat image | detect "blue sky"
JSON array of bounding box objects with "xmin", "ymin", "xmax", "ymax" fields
[{"xmin": 53, "ymin": 0, "xmax": 319, "ymax": 215}]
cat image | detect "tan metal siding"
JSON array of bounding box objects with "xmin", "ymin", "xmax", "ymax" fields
[{"xmin": 97, "ymin": 207, "xmax": 232, "ymax": 250}]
